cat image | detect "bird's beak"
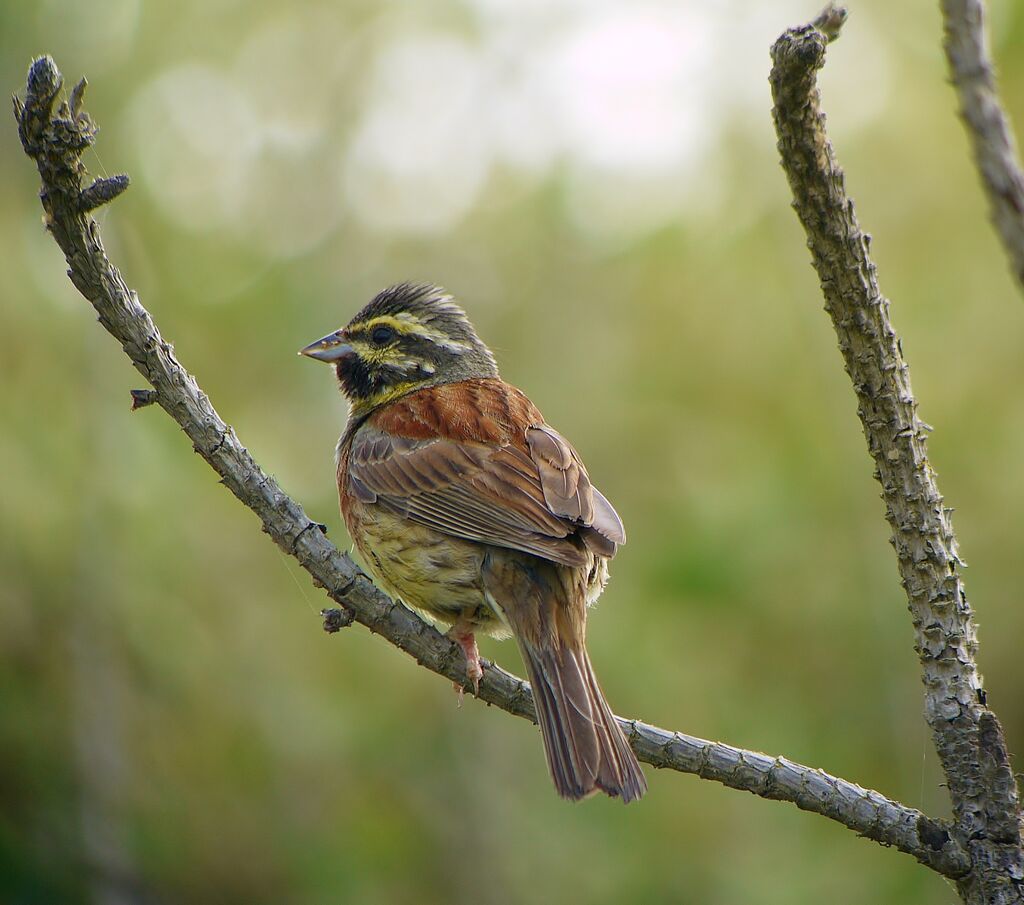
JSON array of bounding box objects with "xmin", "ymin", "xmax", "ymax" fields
[{"xmin": 298, "ymin": 331, "xmax": 355, "ymax": 363}]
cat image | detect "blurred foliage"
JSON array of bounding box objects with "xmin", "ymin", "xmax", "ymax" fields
[{"xmin": 3, "ymin": 1, "xmax": 1024, "ymax": 903}]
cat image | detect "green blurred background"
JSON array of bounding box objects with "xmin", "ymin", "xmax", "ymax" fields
[{"xmin": 3, "ymin": 0, "xmax": 1024, "ymax": 902}]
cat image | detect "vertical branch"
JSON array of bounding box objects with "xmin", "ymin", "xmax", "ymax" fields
[
  {"xmin": 941, "ymin": 0, "xmax": 1024, "ymax": 289},
  {"xmin": 770, "ymin": 9, "xmax": 1023, "ymax": 903}
]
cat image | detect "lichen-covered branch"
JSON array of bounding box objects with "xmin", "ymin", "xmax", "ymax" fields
[
  {"xmin": 15, "ymin": 54, "xmax": 970, "ymax": 880},
  {"xmin": 940, "ymin": 0, "xmax": 1024, "ymax": 290},
  {"xmin": 770, "ymin": 9, "xmax": 1023, "ymax": 902}
]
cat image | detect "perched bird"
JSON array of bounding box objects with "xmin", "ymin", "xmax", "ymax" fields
[{"xmin": 300, "ymin": 283, "xmax": 646, "ymax": 803}]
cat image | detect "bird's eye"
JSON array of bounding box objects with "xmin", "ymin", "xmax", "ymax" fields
[{"xmin": 370, "ymin": 325, "xmax": 396, "ymax": 346}]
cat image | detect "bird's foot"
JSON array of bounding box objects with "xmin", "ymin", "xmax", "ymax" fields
[{"xmin": 448, "ymin": 626, "xmax": 483, "ymax": 702}]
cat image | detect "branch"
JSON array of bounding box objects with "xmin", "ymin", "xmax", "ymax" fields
[
  {"xmin": 940, "ymin": 0, "xmax": 1024, "ymax": 289},
  {"xmin": 14, "ymin": 54, "xmax": 971, "ymax": 881},
  {"xmin": 770, "ymin": 7, "xmax": 1023, "ymax": 900}
]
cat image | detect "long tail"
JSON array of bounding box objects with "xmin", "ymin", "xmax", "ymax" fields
[{"xmin": 518, "ymin": 639, "xmax": 647, "ymax": 803}]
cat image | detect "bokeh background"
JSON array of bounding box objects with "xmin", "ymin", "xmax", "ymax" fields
[{"xmin": 3, "ymin": 0, "xmax": 1024, "ymax": 902}]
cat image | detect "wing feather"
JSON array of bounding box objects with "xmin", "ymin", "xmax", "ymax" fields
[{"xmin": 346, "ymin": 381, "xmax": 624, "ymax": 565}]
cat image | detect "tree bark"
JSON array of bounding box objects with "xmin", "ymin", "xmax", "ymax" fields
[{"xmin": 770, "ymin": 6, "xmax": 1024, "ymax": 902}]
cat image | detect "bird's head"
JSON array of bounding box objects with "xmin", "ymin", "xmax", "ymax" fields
[{"xmin": 300, "ymin": 283, "xmax": 498, "ymax": 415}]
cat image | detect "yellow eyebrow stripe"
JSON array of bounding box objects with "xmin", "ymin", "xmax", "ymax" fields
[
  {"xmin": 349, "ymin": 314, "xmax": 417, "ymax": 336},
  {"xmin": 349, "ymin": 314, "xmax": 472, "ymax": 351}
]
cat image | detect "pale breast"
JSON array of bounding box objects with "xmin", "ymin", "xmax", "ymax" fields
[{"xmin": 344, "ymin": 498, "xmax": 497, "ymax": 629}]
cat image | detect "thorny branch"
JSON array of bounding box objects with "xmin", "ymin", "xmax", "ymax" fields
[
  {"xmin": 15, "ymin": 52, "xmax": 975, "ymax": 882},
  {"xmin": 770, "ymin": 5, "xmax": 1023, "ymax": 903}
]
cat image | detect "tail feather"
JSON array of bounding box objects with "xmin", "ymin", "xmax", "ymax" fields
[{"xmin": 519, "ymin": 641, "xmax": 647, "ymax": 803}]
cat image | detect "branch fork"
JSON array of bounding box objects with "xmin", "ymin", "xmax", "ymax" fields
[{"xmin": 770, "ymin": 7, "xmax": 1023, "ymax": 902}]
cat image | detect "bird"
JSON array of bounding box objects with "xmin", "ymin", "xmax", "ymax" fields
[{"xmin": 300, "ymin": 283, "xmax": 646, "ymax": 803}]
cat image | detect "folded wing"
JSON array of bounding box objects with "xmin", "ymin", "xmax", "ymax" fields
[{"xmin": 347, "ymin": 380, "xmax": 624, "ymax": 567}]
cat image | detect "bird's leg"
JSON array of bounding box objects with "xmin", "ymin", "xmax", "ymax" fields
[{"xmin": 447, "ymin": 621, "xmax": 483, "ymax": 700}]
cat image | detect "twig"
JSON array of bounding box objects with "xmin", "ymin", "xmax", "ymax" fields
[
  {"xmin": 770, "ymin": 9, "xmax": 1023, "ymax": 902},
  {"xmin": 940, "ymin": 0, "xmax": 1024, "ymax": 289},
  {"xmin": 14, "ymin": 54, "xmax": 971, "ymax": 880},
  {"xmin": 129, "ymin": 389, "xmax": 157, "ymax": 411}
]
